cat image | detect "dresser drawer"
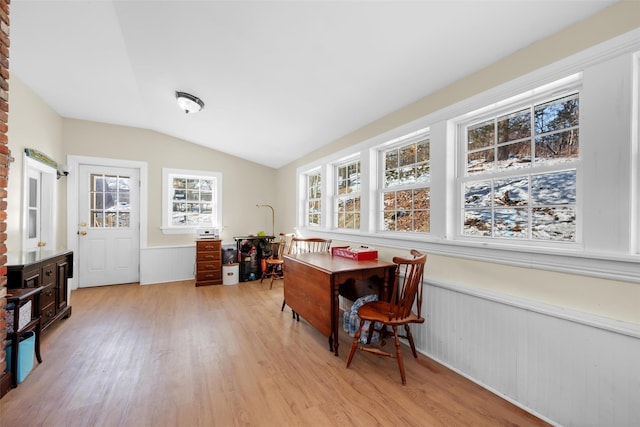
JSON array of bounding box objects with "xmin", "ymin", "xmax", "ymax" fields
[
  {"xmin": 198, "ymin": 261, "xmax": 221, "ymax": 271},
  {"xmin": 41, "ymin": 262, "xmax": 56, "ymax": 287},
  {"xmin": 196, "ymin": 252, "xmax": 221, "ymax": 262},
  {"xmin": 41, "ymin": 301, "xmax": 56, "ymax": 323},
  {"xmin": 41, "ymin": 284, "xmax": 56, "ymax": 309},
  {"xmin": 196, "ymin": 240, "xmax": 221, "ymax": 252},
  {"xmin": 196, "ymin": 270, "xmax": 222, "ymax": 282}
]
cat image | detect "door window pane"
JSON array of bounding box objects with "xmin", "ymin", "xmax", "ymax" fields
[{"xmin": 90, "ymin": 173, "xmax": 131, "ymax": 228}]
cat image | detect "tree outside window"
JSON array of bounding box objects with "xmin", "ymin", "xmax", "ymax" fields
[
  {"xmin": 462, "ymin": 92, "xmax": 579, "ymax": 241},
  {"xmin": 335, "ymin": 160, "xmax": 361, "ymax": 230},
  {"xmin": 162, "ymin": 168, "xmax": 222, "ymax": 234},
  {"xmin": 306, "ymin": 171, "xmax": 321, "ymax": 227},
  {"xmin": 381, "ymin": 136, "xmax": 430, "ymax": 233}
]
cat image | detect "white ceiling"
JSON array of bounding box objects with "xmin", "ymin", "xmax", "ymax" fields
[{"xmin": 10, "ymin": 1, "xmax": 617, "ymax": 169}]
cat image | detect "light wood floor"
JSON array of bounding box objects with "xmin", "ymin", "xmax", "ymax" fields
[{"xmin": 0, "ymin": 279, "xmax": 549, "ymax": 427}]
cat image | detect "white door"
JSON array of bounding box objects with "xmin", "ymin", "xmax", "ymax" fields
[
  {"xmin": 23, "ymin": 156, "xmax": 55, "ymax": 251},
  {"xmin": 77, "ymin": 165, "xmax": 140, "ymax": 287}
]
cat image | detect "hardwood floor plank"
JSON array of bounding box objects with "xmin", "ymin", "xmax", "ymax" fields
[{"xmin": 0, "ymin": 280, "xmax": 549, "ymax": 427}]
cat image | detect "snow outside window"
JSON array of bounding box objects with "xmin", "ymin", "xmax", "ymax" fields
[
  {"xmin": 161, "ymin": 168, "xmax": 222, "ymax": 234},
  {"xmin": 459, "ymin": 89, "xmax": 580, "ymax": 242}
]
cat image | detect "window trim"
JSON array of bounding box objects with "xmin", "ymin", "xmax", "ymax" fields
[
  {"xmin": 294, "ymin": 28, "xmax": 640, "ymax": 283},
  {"xmin": 161, "ymin": 168, "xmax": 223, "ymax": 235},
  {"xmin": 454, "ymin": 80, "xmax": 582, "ymax": 246},
  {"xmin": 303, "ymin": 168, "xmax": 322, "ymax": 228},
  {"xmin": 377, "ymin": 129, "xmax": 431, "ymax": 235},
  {"xmin": 333, "ymin": 156, "xmax": 362, "ymax": 231}
]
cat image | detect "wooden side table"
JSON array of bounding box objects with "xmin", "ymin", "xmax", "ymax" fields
[{"xmin": 6, "ymin": 286, "xmax": 43, "ymax": 388}]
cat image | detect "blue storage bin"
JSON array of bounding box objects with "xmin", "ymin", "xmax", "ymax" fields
[{"xmin": 5, "ymin": 330, "xmax": 36, "ymax": 384}]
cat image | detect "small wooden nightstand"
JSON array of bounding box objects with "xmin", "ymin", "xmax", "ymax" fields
[{"xmin": 195, "ymin": 239, "xmax": 222, "ymax": 286}]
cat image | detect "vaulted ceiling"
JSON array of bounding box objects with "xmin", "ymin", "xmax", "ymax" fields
[{"xmin": 10, "ymin": 1, "xmax": 617, "ymax": 168}]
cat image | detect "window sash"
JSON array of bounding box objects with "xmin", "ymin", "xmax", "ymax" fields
[
  {"xmin": 305, "ymin": 172, "xmax": 322, "ymax": 227},
  {"xmin": 162, "ymin": 168, "xmax": 222, "ymax": 232},
  {"xmin": 458, "ymin": 89, "xmax": 580, "ymax": 243},
  {"xmin": 334, "ymin": 160, "xmax": 361, "ymax": 230},
  {"xmin": 379, "ymin": 135, "xmax": 431, "ymax": 233}
]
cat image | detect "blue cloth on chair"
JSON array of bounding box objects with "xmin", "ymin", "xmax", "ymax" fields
[{"xmin": 343, "ymin": 294, "xmax": 381, "ymax": 343}]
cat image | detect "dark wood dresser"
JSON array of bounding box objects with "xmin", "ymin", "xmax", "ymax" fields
[
  {"xmin": 6, "ymin": 250, "xmax": 73, "ymax": 332},
  {"xmin": 195, "ymin": 239, "xmax": 222, "ymax": 286}
]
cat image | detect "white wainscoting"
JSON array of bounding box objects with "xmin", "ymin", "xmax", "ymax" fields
[
  {"xmin": 414, "ymin": 280, "xmax": 640, "ymax": 427},
  {"xmin": 140, "ymin": 245, "xmax": 195, "ymax": 285}
]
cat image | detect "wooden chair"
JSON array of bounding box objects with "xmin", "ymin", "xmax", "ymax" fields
[
  {"xmin": 260, "ymin": 233, "xmax": 294, "ymax": 289},
  {"xmin": 345, "ymin": 249, "xmax": 427, "ymax": 385},
  {"xmin": 281, "ymin": 237, "xmax": 332, "ymax": 319}
]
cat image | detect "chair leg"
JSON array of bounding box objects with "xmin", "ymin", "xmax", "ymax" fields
[
  {"xmin": 393, "ymin": 326, "xmax": 406, "ymax": 385},
  {"xmin": 281, "ymin": 299, "xmax": 286, "ymax": 311},
  {"xmin": 405, "ymin": 324, "xmax": 418, "ymax": 358},
  {"xmin": 269, "ymin": 274, "xmax": 275, "ymax": 289},
  {"xmin": 346, "ymin": 319, "xmax": 365, "ymax": 368}
]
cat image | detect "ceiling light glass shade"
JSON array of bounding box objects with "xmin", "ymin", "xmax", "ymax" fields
[{"xmin": 175, "ymin": 91, "xmax": 204, "ymax": 114}]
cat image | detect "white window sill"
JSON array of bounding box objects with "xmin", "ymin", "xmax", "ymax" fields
[{"xmin": 296, "ymin": 227, "xmax": 640, "ymax": 283}]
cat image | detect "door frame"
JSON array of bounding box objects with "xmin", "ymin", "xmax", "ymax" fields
[
  {"xmin": 22, "ymin": 154, "xmax": 56, "ymax": 251},
  {"xmin": 66, "ymin": 155, "xmax": 148, "ymax": 290}
]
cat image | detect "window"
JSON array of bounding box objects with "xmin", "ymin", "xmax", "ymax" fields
[
  {"xmin": 335, "ymin": 159, "xmax": 361, "ymax": 230},
  {"xmin": 380, "ymin": 134, "xmax": 431, "ymax": 233},
  {"xmin": 90, "ymin": 173, "xmax": 131, "ymax": 228},
  {"xmin": 293, "ymin": 35, "xmax": 640, "ymax": 282},
  {"xmin": 459, "ymin": 90, "xmax": 579, "ymax": 242},
  {"xmin": 162, "ymin": 168, "xmax": 222, "ymax": 234},
  {"xmin": 305, "ymin": 171, "xmax": 322, "ymax": 227}
]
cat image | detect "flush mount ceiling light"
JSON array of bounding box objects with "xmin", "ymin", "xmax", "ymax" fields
[{"xmin": 175, "ymin": 91, "xmax": 204, "ymax": 114}]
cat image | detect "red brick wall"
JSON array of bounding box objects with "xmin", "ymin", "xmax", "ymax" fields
[{"xmin": 0, "ymin": 0, "xmax": 9, "ymax": 377}]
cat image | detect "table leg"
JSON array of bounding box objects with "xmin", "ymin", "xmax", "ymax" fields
[{"xmin": 332, "ymin": 280, "xmax": 339, "ymax": 356}]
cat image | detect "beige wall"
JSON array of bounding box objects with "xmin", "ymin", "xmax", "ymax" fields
[
  {"xmin": 7, "ymin": 76, "xmax": 279, "ymax": 251},
  {"xmin": 63, "ymin": 119, "xmax": 278, "ymax": 246},
  {"xmin": 6, "ymin": 75, "xmax": 65, "ymax": 251},
  {"xmin": 276, "ymin": 1, "xmax": 640, "ymax": 325}
]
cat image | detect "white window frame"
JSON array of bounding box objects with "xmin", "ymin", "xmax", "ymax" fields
[
  {"xmin": 333, "ymin": 157, "xmax": 362, "ymax": 231},
  {"xmin": 303, "ymin": 168, "xmax": 322, "ymax": 228},
  {"xmin": 634, "ymin": 51, "xmax": 640, "ymax": 255},
  {"xmin": 161, "ymin": 168, "xmax": 222, "ymax": 235},
  {"xmin": 377, "ymin": 129, "xmax": 431, "ymax": 235},
  {"xmin": 454, "ymin": 78, "xmax": 582, "ymax": 247},
  {"xmin": 293, "ymin": 29, "xmax": 640, "ymax": 283}
]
